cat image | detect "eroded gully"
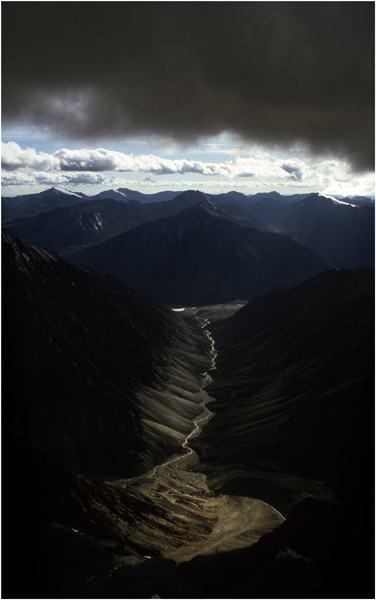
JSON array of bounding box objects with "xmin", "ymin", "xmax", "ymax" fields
[
  {"xmin": 148, "ymin": 317, "xmax": 217, "ymax": 478},
  {"xmin": 114, "ymin": 315, "xmax": 217, "ymax": 485}
]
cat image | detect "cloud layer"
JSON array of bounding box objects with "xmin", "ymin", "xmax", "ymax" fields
[
  {"xmin": 0, "ymin": 142, "xmax": 335, "ymax": 181},
  {"xmin": 2, "ymin": 3, "xmax": 374, "ymax": 171},
  {"xmin": 2, "ymin": 142, "xmax": 374, "ymax": 197}
]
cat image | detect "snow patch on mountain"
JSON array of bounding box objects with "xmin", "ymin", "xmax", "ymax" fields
[
  {"xmin": 318, "ymin": 192, "xmax": 357, "ymax": 207},
  {"xmin": 53, "ymin": 187, "xmax": 84, "ymax": 198}
]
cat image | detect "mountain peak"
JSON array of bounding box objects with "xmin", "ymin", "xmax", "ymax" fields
[
  {"xmin": 175, "ymin": 189, "xmax": 210, "ymax": 201},
  {"xmin": 68, "ymin": 196, "xmax": 331, "ymax": 306},
  {"xmin": 48, "ymin": 187, "xmax": 83, "ymax": 198},
  {"xmin": 173, "ymin": 189, "xmax": 220, "ymax": 210}
]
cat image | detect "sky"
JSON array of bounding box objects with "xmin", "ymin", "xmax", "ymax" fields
[{"xmin": 1, "ymin": 2, "xmax": 375, "ymax": 198}]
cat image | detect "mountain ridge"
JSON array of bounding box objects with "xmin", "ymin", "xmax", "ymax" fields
[
  {"xmin": 68, "ymin": 202, "xmax": 332, "ymax": 305},
  {"xmin": 4, "ymin": 186, "xmax": 373, "ymax": 223},
  {"xmin": 3, "ymin": 190, "xmax": 256, "ymax": 257},
  {"xmin": 2, "ymin": 186, "xmax": 89, "ymax": 222},
  {"xmin": 244, "ymin": 192, "xmax": 375, "ymax": 269}
]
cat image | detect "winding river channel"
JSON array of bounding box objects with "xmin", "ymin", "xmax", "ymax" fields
[
  {"xmin": 112, "ymin": 310, "xmax": 285, "ymax": 526},
  {"xmin": 148, "ymin": 319, "xmax": 217, "ymax": 478}
]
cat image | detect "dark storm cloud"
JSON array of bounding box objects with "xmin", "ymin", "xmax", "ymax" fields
[
  {"xmin": 2, "ymin": 2, "xmax": 374, "ymax": 170},
  {"xmin": 281, "ymin": 164, "xmax": 303, "ymax": 181}
]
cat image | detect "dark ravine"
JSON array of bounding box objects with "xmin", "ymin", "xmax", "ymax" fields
[
  {"xmin": 4, "ymin": 316, "xmax": 285, "ymax": 599},
  {"xmin": 147, "ymin": 319, "xmax": 218, "ymax": 477},
  {"xmin": 2, "ymin": 231, "xmax": 374, "ymax": 599},
  {"xmin": 109, "ymin": 317, "xmax": 218, "ymax": 484}
]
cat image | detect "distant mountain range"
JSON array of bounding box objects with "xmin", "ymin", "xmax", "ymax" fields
[
  {"xmin": 243, "ymin": 193, "xmax": 375, "ymax": 269},
  {"xmin": 2, "ymin": 186, "xmax": 374, "ymax": 306},
  {"xmin": 1, "ymin": 186, "xmax": 185, "ymax": 223},
  {"xmin": 2, "ymin": 185, "xmax": 374, "ymax": 223},
  {"xmin": 68, "ymin": 202, "xmax": 332, "ymax": 305},
  {"xmin": 3, "ymin": 189, "xmax": 262, "ymax": 256}
]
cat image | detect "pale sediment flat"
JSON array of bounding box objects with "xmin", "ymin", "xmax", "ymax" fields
[{"xmin": 106, "ymin": 450, "xmax": 284, "ymax": 566}]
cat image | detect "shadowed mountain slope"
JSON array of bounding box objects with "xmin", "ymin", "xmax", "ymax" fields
[
  {"xmin": 68, "ymin": 203, "xmax": 331, "ymax": 306},
  {"xmin": 2, "ymin": 232, "xmax": 211, "ymax": 476},
  {"xmin": 5, "ymin": 189, "xmax": 372, "ymax": 271},
  {"xmin": 3, "ymin": 198, "xmax": 157, "ymax": 256},
  {"xmin": 193, "ymin": 268, "xmax": 374, "ymax": 523},
  {"xmin": 142, "ymin": 189, "xmax": 264, "ymax": 230},
  {"xmin": 244, "ymin": 193, "xmax": 375, "ymax": 269},
  {"xmin": 341, "ymin": 195, "xmax": 375, "ymax": 206},
  {"xmin": 87, "ymin": 188, "xmax": 130, "ymax": 202}
]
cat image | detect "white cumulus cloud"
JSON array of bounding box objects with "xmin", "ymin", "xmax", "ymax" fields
[
  {"xmin": 1, "ymin": 141, "xmax": 59, "ymax": 171},
  {"xmin": 1, "ymin": 143, "xmax": 223, "ymax": 176},
  {"xmin": 1, "ymin": 169, "xmax": 107, "ymax": 187},
  {"xmin": 1, "ymin": 142, "xmax": 374, "ymax": 197}
]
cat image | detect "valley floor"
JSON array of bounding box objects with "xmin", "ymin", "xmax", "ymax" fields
[
  {"xmin": 5, "ymin": 302, "xmax": 374, "ymax": 599},
  {"xmin": 8, "ymin": 306, "xmax": 287, "ymax": 599},
  {"xmin": 94, "ymin": 308, "xmax": 284, "ymax": 567}
]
